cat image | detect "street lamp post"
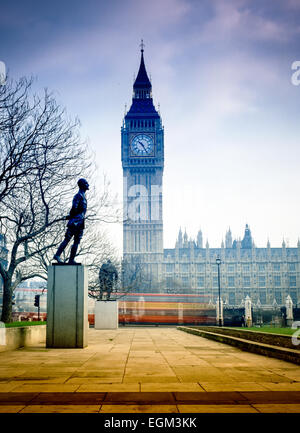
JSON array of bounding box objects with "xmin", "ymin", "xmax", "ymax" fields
[{"xmin": 216, "ymin": 256, "xmax": 222, "ymax": 327}]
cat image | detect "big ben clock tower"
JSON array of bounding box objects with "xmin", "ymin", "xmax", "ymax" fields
[{"xmin": 121, "ymin": 42, "xmax": 164, "ymax": 289}]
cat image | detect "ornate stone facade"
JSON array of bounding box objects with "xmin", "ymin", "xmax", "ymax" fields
[{"xmin": 164, "ymin": 225, "xmax": 300, "ymax": 306}]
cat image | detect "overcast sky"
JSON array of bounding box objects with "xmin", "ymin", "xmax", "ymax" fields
[{"xmin": 1, "ymin": 0, "xmax": 300, "ymax": 254}]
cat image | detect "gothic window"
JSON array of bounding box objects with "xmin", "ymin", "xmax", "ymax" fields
[
  {"xmin": 180, "ymin": 264, "xmax": 189, "ymax": 273},
  {"xmin": 260, "ymin": 291, "xmax": 267, "ymax": 304},
  {"xmin": 197, "ymin": 263, "xmax": 205, "ymax": 272},
  {"xmin": 181, "ymin": 277, "xmax": 189, "ymax": 287},
  {"xmin": 166, "ymin": 277, "xmax": 173, "ymax": 289},
  {"xmin": 166, "ymin": 264, "xmax": 174, "ymax": 273},
  {"xmin": 289, "ymin": 263, "xmax": 296, "ymax": 271},
  {"xmin": 289, "ymin": 275, "xmax": 296, "ymax": 287},
  {"xmin": 228, "ymin": 276, "xmax": 235, "ymax": 287},
  {"xmin": 242, "ymin": 264, "xmax": 250, "ymax": 272},
  {"xmin": 259, "ymin": 276, "xmax": 266, "ymax": 287},
  {"xmin": 274, "ymin": 275, "xmax": 281, "ymax": 286},
  {"xmin": 197, "ymin": 276, "xmax": 204, "ymax": 287},
  {"xmin": 290, "ymin": 291, "xmax": 297, "ymax": 304},
  {"xmin": 229, "ymin": 292, "xmax": 235, "ymax": 305},
  {"xmin": 243, "ymin": 276, "xmax": 250, "ymax": 287},
  {"xmin": 258, "ymin": 264, "xmax": 265, "ymax": 271},
  {"xmin": 275, "ymin": 292, "xmax": 282, "ymax": 304},
  {"xmin": 227, "ymin": 264, "xmax": 235, "ymax": 272},
  {"xmin": 272, "ymin": 263, "xmax": 281, "ymax": 271},
  {"xmin": 213, "ymin": 277, "xmax": 218, "ymax": 287}
]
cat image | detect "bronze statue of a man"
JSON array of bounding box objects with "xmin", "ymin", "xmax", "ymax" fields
[
  {"xmin": 99, "ymin": 260, "xmax": 118, "ymax": 300},
  {"xmin": 53, "ymin": 178, "xmax": 89, "ymax": 265}
]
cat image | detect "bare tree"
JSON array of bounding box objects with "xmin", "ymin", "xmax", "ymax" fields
[
  {"xmin": 0, "ymin": 77, "xmax": 39, "ymax": 204},
  {"xmin": 0, "ymin": 77, "xmax": 119, "ymax": 322}
]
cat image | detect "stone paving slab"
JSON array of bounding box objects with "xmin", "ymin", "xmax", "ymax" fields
[
  {"xmin": 240, "ymin": 391, "xmax": 300, "ymax": 403},
  {"xmin": 76, "ymin": 384, "xmax": 140, "ymax": 392},
  {"xmin": 140, "ymin": 382, "xmax": 204, "ymax": 392},
  {"xmin": 98, "ymin": 404, "xmax": 179, "ymax": 413},
  {"xmin": 252, "ymin": 404, "xmax": 300, "ymax": 413},
  {"xmin": 0, "ymin": 327, "xmax": 298, "ymax": 413},
  {"xmin": 0, "ymin": 391, "xmax": 300, "ymax": 408},
  {"xmin": 20, "ymin": 404, "xmax": 101, "ymax": 413},
  {"xmin": 103, "ymin": 392, "xmax": 175, "ymax": 404},
  {"xmin": 177, "ymin": 404, "xmax": 258, "ymax": 413},
  {"xmin": 30, "ymin": 392, "xmax": 106, "ymax": 405},
  {"xmin": 173, "ymin": 391, "xmax": 248, "ymax": 403}
]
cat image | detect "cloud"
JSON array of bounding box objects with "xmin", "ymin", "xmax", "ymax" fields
[
  {"xmin": 284, "ymin": 0, "xmax": 300, "ymax": 10},
  {"xmin": 19, "ymin": 0, "xmax": 190, "ymax": 80},
  {"xmin": 199, "ymin": 0, "xmax": 298, "ymax": 43},
  {"xmin": 130, "ymin": 0, "xmax": 191, "ymax": 26}
]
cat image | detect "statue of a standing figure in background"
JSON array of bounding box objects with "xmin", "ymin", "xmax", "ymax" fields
[
  {"xmin": 53, "ymin": 178, "xmax": 89, "ymax": 265},
  {"xmin": 99, "ymin": 260, "xmax": 118, "ymax": 300}
]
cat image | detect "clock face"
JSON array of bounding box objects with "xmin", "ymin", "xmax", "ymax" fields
[{"xmin": 131, "ymin": 134, "xmax": 154, "ymax": 156}]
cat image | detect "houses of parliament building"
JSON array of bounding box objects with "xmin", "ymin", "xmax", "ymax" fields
[
  {"xmin": 163, "ymin": 224, "xmax": 300, "ymax": 307},
  {"xmin": 121, "ymin": 44, "xmax": 300, "ymax": 308}
]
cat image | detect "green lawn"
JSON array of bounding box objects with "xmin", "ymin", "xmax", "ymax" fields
[
  {"xmin": 5, "ymin": 321, "xmax": 46, "ymax": 328},
  {"xmin": 234, "ymin": 326, "xmax": 296, "ymax": 336}
]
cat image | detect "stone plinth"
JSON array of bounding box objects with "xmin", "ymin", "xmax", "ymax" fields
[
  {"xmin": 46, "ymin": 265, "xmax": 88, "ymax": 348},
  {"xmin": 94, "ymin": 300, "xmax": 118, "ymax": 329}
]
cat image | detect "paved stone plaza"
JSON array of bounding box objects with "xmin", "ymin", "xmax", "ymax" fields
[{"xmin": 0, "ymin": 327, "xmax": 300, "ymax": 413}]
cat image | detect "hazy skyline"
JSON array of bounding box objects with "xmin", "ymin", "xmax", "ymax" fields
[{"xmin": 1, "ymin": 0, "xmax": 300, "ymax": 254}]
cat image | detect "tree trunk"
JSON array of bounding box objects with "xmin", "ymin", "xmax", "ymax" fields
[{"xmin": 1, "ymin": 279, "xmax": 12, "ymax": 323}]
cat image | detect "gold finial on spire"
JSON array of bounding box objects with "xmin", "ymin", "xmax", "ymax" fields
[{"xmin": 140, "ymin": 39, "xmax": 145, "ymax": 53}]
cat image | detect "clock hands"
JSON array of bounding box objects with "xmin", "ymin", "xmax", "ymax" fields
[{"xmin": 137, "ymin": 140, "xmax": 147, "ymax": 152}]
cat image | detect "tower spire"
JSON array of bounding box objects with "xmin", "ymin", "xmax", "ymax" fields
[
  {"xmin": 125, "ymin": 42, "xmax": 159, "ymax": 119},
  {"xmin": 140, "ymin": 39, "xmax": 145, "ymax": 53},
  {"xmin": 133, "ymin": 40, "xmax": 152, "ymax": 97}
]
